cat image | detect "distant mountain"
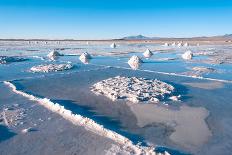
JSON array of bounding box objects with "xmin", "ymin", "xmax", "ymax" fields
[
  {"xmin": 122, "ymin": 35, "xmax": 159, "ymax": 40},
  {"xmin": 223, "ymin": 34, "xmax": 232, "ymax": 38},
  {"xmin": 122, "ymin": 34, "xmax": 232, "ymax": 40}
]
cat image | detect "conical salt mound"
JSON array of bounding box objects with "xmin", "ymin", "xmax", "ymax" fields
[
  {"xmin": 164, "ymin": 43, "xmax": 169, "ymax": 46},
  {"xmin": 171, "ymin": 42, "xmax": 176, "ymax": 46},
  {"xmin": 184, "ymin": 42, "xmax": 189, "ymax": 47},
  {"xmin": 182, "ymin": 50, "xmax": 193, "ymax": 60},
  {"xmin": 79, "ymin": 52, "xmax": 91, "ymax": 64},
  {"xmin": 110, "ymin": 43, "xmax": 116, "ymax": 48},
  {"xmin": 177, "ymin": 42, "xmax": 183, "ymax": 47},
  {"xmin": 143, "ymin": 49, "xmax": 153, "ymax": 58},
  {"xmin": 47, "ymin": 50, "xmax": 63, "ymax": 60},
  {"xmin": 128, "ymin": 55, "xmax": 143, "ymax": 70}
]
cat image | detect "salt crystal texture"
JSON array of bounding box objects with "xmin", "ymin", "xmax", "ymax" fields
[
  {"xmin": 143, "ymin": 49, "xmax": 153, "ymax": 58},
  {"xmin": 79, "ymin": 52, "xmax": 91, "ymax": 64},
  {"xmin": 128, "ymin": 55, "xmax": 143, "ymax": 70},
  {"xmin": 91, "ymin": 76, "xmax": 177, "ymax": 103},
  {"xmin": 30, "ymin": 64, "xmax": 73, "ymax": 73},
  {"xmin": 182, "ymin": 50, "xmax": 193, "ymax": 60}
]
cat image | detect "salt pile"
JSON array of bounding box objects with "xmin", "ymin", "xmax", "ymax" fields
[
  {"xmin": 163, "ymin": 43, "xmax": 169, "ymax": 46},
  {"xmin": 128, "ymin": 55, "xmax": 143, "ymax": 70},
  {"xmin": 47, "ymin": 50, "xmax": 63, "ymax": 60},
  {"xmin": 0, "ymin": 56, "xmax": 27, "ymax": 64},
  {"xmin": 177, "ymin": 42, "xmax": 183, "ymax": 47},
  {"xmin": 30, "ymin": 64, "xmax": 73, "ymax": 73},
  {"xmin": 171, "ymin": 42, "xmax": 176, "ymax": 46},
  {"xmin": 21, "ymin": 127, "xmax": 34, "ymax": 134},
  {"xmin": 79, "ymin": 52, "xmax": 91, "ymax": 64},
  {"xmin": 91, "ymin": 76, "xmax": 178, "ymax": 103},
  {"xmin": 143, "ymin": 49, "xmax": 153, "ymax": 58},
  {"xmin": 182, "ymin": 50, "xmax": 193, "ymax": 60},
  {"xmin": 110, "ymin": 43, "xmax": 116, "ymax": 48},
  {"xmin": 184, "ymin": 42, "xmax": 189, "ymax": 47}
]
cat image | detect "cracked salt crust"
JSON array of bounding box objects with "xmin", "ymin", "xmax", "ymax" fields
[
  {"xmin": 30, "ymin": 64, "xmax": 73, "ymax": 73},
  {"xmin": 91, "ymin": 76, "xmax": 178, "ymax": 103}
]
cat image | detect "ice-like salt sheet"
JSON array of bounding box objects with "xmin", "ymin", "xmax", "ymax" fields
[
  {"xmin": 4, "ymin": 81, "xmax": 169, "ymax": 155},
  {"xmin": 182, "ymin": 50, "xmax": 193, "ymax": 60},
  {"xmin": 30, "ymin": 64, "xmax": 73, "ymax": 73},
  {"xmin": 79, "ymin": 52, "xmax": 91, "ymax": 64},
  {"xmin": 183, "ymin": 81, "xmax": 224, "ymax": 90},
  {"xmin": 0, "ymin": 56, "xmax": 27, "ymax": 64},
  {"xmin": 91, "ymin": 76, "xmax": 179, "ymax": 103},
  {"xmin": 143, "ymin": 49, "xmax": 153, "ymax": 58},
  {"xmin": 128, "ymin": 55, "xmax": 143, "ymax": 70},
  {"xmin": 182, "ymin": 66, "xmax": 216, "ymax": 77}
]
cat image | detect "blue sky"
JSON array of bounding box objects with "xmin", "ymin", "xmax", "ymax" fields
[{"xmin": 0, "ymin": 0, "xmax": 232, "ymax": 39}]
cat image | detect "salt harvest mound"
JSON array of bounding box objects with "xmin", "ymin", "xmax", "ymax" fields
[
  {"xmin": 110, "ymin": 43, "xmax": 116, "ymax": 48},
  {"xmin": 91, "ymin": 76, "xmax": 179, "ymax": 103},
  {"xmin": 182, "ymin": 50, "xmax": 193, "ymax": 60},
  {"xmin": 143, "ymin": 49, "xmax": 153, "ymax": 58},
  {"xmin": 177, "ymin": 42, "xmax": 183, "ymax": 47},
  {"xmin": 79, "ymin": 52, "xmax": 91, "ymax": 64},
  {"xmin": 163, "ymin": 43, "xmax": 169, "ymax": 46},
  {"xmin": 171, "ymin": 42, "xmax": 176, "ymax": 46},
  {"xmin": 30, "ymin": 64, "xmax": 73, "ymax": 73},
  {"xmin": 47, "ymin": 50, "xmax": 63, "ymax": 60},
  {"xmin": 0, "ymin": 56, "xmax": 27, "ymax": 64},
  {"xmin": 128, "ymin": 55, "xmax": 143, "ymax": 70},
  {"xmin": 184, "ymin": 42, "xmax": 189, "ymax": 47}
]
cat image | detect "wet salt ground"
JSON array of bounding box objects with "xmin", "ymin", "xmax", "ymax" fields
[
  {"xmin": 1, "ymin": 43, "xmax": 232, "ymax": 155},
  {"xmin": 10, "ymin": 66, "xmax": 232, "ymax": 155}
]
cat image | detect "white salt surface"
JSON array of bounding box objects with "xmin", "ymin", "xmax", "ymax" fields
[
  {"xmin": 128, "ymin": 55, "xmax": 143, "ymax": 70},
  {"xmin": 182, "ymin": 50, "xmax": 193, "ymax": 60},
  {"xmin": 4, "ymin": 81, "xmax": 167, "ymax": 155},
  {"xmin": 30, "ymin": 64, "xmax": 73, "ymax": 73},
  {"xmin": 91, "ymin": 76, "xmax": 178, "ymax": 103},
  {"xmin": 143, "ymin": 49, "xmax": 153, "ymax": 58},
  {"xmin": 79, "ymin": 52, "xmax": 91, "ymax": 64}
]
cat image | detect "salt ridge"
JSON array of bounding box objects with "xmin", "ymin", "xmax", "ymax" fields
[{"xmin": 4, "ymin": 81, "xmax": 169, "ymax": 155}]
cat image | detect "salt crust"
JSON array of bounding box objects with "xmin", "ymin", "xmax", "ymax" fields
[
  {"xmin": 91, "ymin": 76, "xmax": 178, "ymax": 103},
  {"xmin": 30, "ymin": 64, "xmax": 73, "ymax": 73}
]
